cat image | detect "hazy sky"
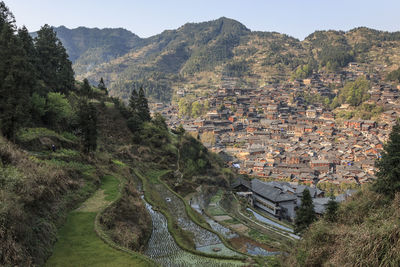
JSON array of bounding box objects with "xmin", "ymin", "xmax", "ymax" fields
[{"xmin": 6, "ymin": 0, "xmax": 400, "ymax": 40}]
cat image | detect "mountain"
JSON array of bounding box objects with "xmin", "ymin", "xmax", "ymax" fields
[{"xmin": 40, "ymin": 19, "xmax": 400, "ymax": 102}]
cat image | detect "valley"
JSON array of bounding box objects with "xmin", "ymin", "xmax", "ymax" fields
[{"xmin": 2, "ymin": 1, "xmax": 400, "ymax": 266}]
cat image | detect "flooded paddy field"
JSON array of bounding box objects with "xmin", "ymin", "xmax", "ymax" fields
[
  {"xmin": 191, "ymin": 190, "xmax": 282, "ymax": 257},
  {"xmin": 144, "ymin": 202, "xmax": 245, "ymax": 266}
]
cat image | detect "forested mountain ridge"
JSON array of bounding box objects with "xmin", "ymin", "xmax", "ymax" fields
[{"xmin": 41, "ymin": 19, "xmax": 400, "ymax": 102}]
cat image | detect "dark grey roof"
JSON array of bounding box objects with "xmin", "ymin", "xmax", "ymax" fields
[
  {"xmin": 295, "ymin": 185, "xmax": 323, "ymax": 197},
  {"xmin": 251, "ymin": 179, "xmax": 296, "ymax": 203},
  {"xmin": 231, "ymin": 177, "xmax": 251, "ymax": 190}
]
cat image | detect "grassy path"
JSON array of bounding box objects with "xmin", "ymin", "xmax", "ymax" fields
[{"xmin": 46, "ymin": 175, "xmax": 153, "ymax": 267}]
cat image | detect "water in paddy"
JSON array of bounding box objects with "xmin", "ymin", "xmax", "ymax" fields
[
  {"xmin": 143, "ymin": 201, "xmax": 244, "ymax": 267},
  {"xmin": 154, "ymin": 184, "xmax": 240, "ymax": 256},
  {"xmin": 191, "ymin": 193, "xmax": 280, "ymax": 256},
  {"xmin": 246, "ymin": 208, "xmax": 300, "ymax": 239}
]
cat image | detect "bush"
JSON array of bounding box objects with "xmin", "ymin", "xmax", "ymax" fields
[{"xmin": 45, "ymin": 92, "xmax": 74, "ymax": 127}]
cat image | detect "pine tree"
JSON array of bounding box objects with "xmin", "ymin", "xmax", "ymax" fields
[
  {"xmin": 325, "ymin": 193, "xmax": 339, "ymax": 222},
  {"xmin": 35, "ymin": 24, "xmax": 74, "ymax": 94},
  {"xmin": 129, "ymin": 89, "xmax": 138, "ymax": 114},
  {"xmin": 82, "ymin": 78, "xmax": 93, "ymax": 97},
  {"xmin": 373, "ymin": 121, "xmax": 400, "ymax": 199},
  {"xmin": 98, "ymin": 77, "xmax": 108, "ymax": 95},
  {"xmin": 295, "ymin": 188, "xmax": 316, "ymax": 234},
  {"xmin": 137, "ymin": 87, "xmax": 151, "ymax": 122},
  {"xmin": 0, "ymin": 2, "xmax": 32, "ymax": 139}
]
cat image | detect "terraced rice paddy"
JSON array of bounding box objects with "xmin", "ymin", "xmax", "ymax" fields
[
  {"xmin": 196, "ymin": 191, "xmax": 283, "ymax": 257},
  {"xmin": 144, "ymin": 202, "xmax": 244, "ymax": 267},
  {"xmin": 154, "ymin": 183, "xmax": 241, "ymax": 256}
]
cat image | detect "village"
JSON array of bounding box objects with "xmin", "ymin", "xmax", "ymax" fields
[{"xmin": 153, "ymin": 62, "xmax": 400, "ymax": 189}]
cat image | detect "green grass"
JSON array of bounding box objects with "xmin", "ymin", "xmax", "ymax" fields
[
  {"xmin": 17, "ymin": 127, "xmax": 77, "ymax": 143},
  {"xmin": 101, "ymin": 175, "xmax": 120, "ymax": 201},
  {"xmin": 145, "ymin": 169, "xmax": 169, "ymax": 184},
  {"xmin": 208, "ymin": 206, "xmax": 226, "ymax": 216},
  {"xmin": 210, "ymin": 189, "xmax": 223, "ymax": 203},
  {"xmin": 105, "ymin": 102, "xmax": 115, "ymax": 108},
  {"xmin": 248, "ymin": 229, "xmax": 274, "ymax": 244},
  {"xmin": 224, "ymin": 218, "xmax": 240, "ymax": 224},
  {"xmin": 46, "ymin": 212, "xmax": 151, "ymax": 267},
  {"xmin": 111, "ymin": 159, "xmax": 126, "ymax": 167},
  {"xmin": 46, "ymin": 173, "xmax": 153, "ymax": 266},
  {"xmin": 45, "ymin": 159, "xmax": 93, "ymax": 172}
]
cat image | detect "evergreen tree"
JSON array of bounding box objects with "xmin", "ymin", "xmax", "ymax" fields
[
  {"xmin": 127, "ymin": 113, "xmax": 142, "ymax": 133},
  {"xmin": 0, "ymin": 2, "xmax": 32, "ymax": 138},
  {"xmin": 152, "ymin": 113, "xmax": 168, "ymax": 130},
  {"xmin": 82, "ymin": 78, "xmax": 93, "ymax": 97},
  {"xmin": 98, "ymin": 77, "xmax": 108, "ymax": 95},
  {"xmin": 35, "ymin": 24, "xmax": 74, "ymax": 94},
  {"xmin": 128, "ymin": 89, "xmax": 138, "ymax": 114},
  {"xmin": 79, "ymin": 101, "xmax": 97, "ymax": 153},
  {"xmin": 373, "ymin": 121, "xmax": 400, "ymax": 199},
  {"xmin": 325, "ymin": 193, "xmax": 339, "ymax": 222},
  {"xmin": 18, "ymin": 26, "xmax": 38, "ymax": 86},
  {"xmin": 295, "ymin": 188, "xmax": 316, "ymax": 234},
  {"xmin": 137, "ymin": 87, "xmax": 151, "ymax": 122}
]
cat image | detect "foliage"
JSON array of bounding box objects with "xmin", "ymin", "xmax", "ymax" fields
[
  {"xmin": 336, "ymin": 76, "xmax": 370, "ymax": 107},
  {"xmin": 324, "ymin": 194, "xmax": 339, "ymax": 222},
  {"xmin": 138, "ymin": 121, "xmax": 170, "ymax": 148},
  {"xmin": 336, "ymin": 102, "xmax": 383, "ymax": 120},
  {"xmin": 292, "ymin": 64, "xmax": 313, "ymax": 79},
  {"xmin": 152, "ymin": 113, "xmax": 168, "ymax": 130},
  {"xmin": 137, "ymin": 87, "xmax": 151, "ymax": 122},
  {"xmin": 178, "ymin": 98, "xmax": 192, "ymax": 117},
  {"xmin": 223, "ymin": 59, "xmax": 249, "ymax": 77},
  {"xmin": 319, "ymin": 45, "xmax": 354, "ymax": 71},
  {"xmin": 191, "ymin": 101, "xmax": 203, "ymax": 118},
  {"xmin": 386, "ymin": 67, "xmax": 400, "ymax": 82},
  {"xmin": 178, "ymin": 98, "xmax": 209, "ymax": 118},
  {"xmin": 35, "ymin": 24, "xmax": 75, "ymax": 94},
  {"xmin": 100, "ymin": 180, "xmax": 152, "ymax": 251},
  {"xmin": 45, "ymin": 92, "xmax": 74, "ymax": 127},
  {"xmin": 78, "ymin": 101, "xmax": 98, "ymax": 153},
  {"xmin": 0, "ymin": 3, "xmax": 33, "ymax": 138},
  {"xmin": 126, "ymin": 87, "xmax": 151, "ymax": 138},
  {"xmin": 179, "ymin": 134, "xmax": 211, "ymax": 177},
  {"xmin": 296, "ymin": 91, "xmax": 331, "ymax": 108},
  {"xmin": 81, "ymin": 78, "xmax": 93, "ymax": 97},
  {"xmin": 97, "ymin": 77, "xmax": 108, "ymax": 95},
  {"xmin": 286, "ymin": 188, "xmax": 400, "ymax": 266},
  {"xmin": 294, "ymin": 188, "xmax": 316, "ymax": 234},
  {"xmin": 0, "ymin": 134, "xmax": 97, "ymax": 266},
  {"xmin": 373, "ymin": 122, "xmax": 400, "ymax": 199},
  {"xmin": 31, "ymin": 93, "xmax": 46, "ymax": 118}
]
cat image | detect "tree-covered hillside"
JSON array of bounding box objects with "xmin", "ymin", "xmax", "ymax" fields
[{"xmin": 39, "ymin": 20, "xmax": 400, "ymax": 102}]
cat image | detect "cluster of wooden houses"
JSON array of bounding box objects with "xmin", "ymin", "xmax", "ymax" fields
[{"xmin": 154, "ymin": 63, "xmax": 400, "ymax": 186}]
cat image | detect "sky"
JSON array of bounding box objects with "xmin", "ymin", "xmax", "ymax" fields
[{"xmin": 6, "ymin": 0, "xmax": 400, "ymax": 40}]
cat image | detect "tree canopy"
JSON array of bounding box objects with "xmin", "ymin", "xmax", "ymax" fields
[
  {"xmin": 373, "ymin": 121, "xmax": 400, "ymax": 199},
  {"xmin": 331, "ymin": 76, "xmax": 370, "ymax": 108},
  {"xmin": 35, "ymin": 24, "xmax": 74, "ymax": 94},
  {"xmin": 295, "ymin": 188, "xmax": 316, "ymax": 234}
]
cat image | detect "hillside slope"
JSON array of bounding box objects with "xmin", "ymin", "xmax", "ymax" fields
[
  {"xmin": 285, "ymin": 189, "xmax": 400, "ymax": 266},
  {"xmin": 44, "ymin": 20, "xmax": 400, "ymax": 102}
]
